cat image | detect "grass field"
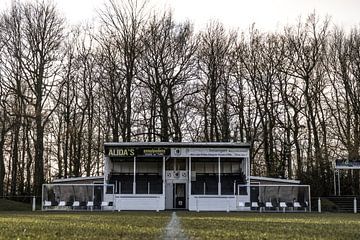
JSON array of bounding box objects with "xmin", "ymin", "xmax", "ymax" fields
[
  {"xmin": 0, "ymin": 211, "xmax": 359, "ymax": 240},
  {"xmin": 178, "ymin": 212, "xmax": 360, "ymax": 240},
  {"xmin": 0, "ymin": 199, "xmax": 31, "ymax": 211},
  {"xmin": 0, "ymin": 212, "xmax": 170, "ymax": 240}
]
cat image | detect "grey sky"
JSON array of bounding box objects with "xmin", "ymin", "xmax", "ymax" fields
[{"xmin": 2, "ymin": 0, "xmax": 360, "ymax": 31}]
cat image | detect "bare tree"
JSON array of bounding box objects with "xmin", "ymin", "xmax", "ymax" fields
[
  {"xmin": 137, "ymin": 12, "xmax": 198, "ymax": 141},
  {"xmin": 324, "ymin": 28, "xmax": 360, "ymax": 195},
  {"xmin": 19, "ymin": 1, "xmax": 64, "ymax": 196},
  {"xmin": 283, "ymin": 14, "xmax": 332, "ymax": 193},
  {"xmin": 99, "ymin": 0, "xmax": 147, "ymax": 141},
  {"xmin": 197, "ymin": 21, "xmax": 236, "ymax": 142}
]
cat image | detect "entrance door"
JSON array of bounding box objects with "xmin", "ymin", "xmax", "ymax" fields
[{"xmin": 174, "ymin": 183, "xmax": 186, "ymax": 208}]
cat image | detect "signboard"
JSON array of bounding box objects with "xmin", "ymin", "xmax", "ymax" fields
[
  {"xmin": 335, "ymin": 159, "xmax": 360, "ymax": 169},
  {"xmin": 107, "ymin": 146, "xmax": 249, "ymax": 158},
  {"xmin": 107, "ymin": 147, "xmax": 169, "ymax": 157},
  {"xmin": 171, "ymin": 148, "xmax": 249, "ymax": 158},
  {"xmin": 108, "ymin": 148, "xmax": 135, "ymax": 157}
]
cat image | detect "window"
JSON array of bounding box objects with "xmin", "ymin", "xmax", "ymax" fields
[
  {"xmin": 109, "ymin": 159, "xmax": 134, "ymax": 194},
  {"xmin": 136, "ymin": 157, "xmax": 163, "ymax": 194},
  {"xmin": 220, "ymin": 158, "xmax": 245, "ymax": 195},
  {"xmin": 191, "ymin": 158, "xmax": 218, "ymax": 195}
]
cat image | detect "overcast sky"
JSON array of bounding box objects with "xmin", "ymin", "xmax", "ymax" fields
[{"xmin": 2, "ymin": 0, "xmax": 360, "ymax": 31}]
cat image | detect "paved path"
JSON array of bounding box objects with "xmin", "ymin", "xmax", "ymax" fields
[{"xmin": 163, "ymin": 212, "xmax": 188, "ymax": 240}]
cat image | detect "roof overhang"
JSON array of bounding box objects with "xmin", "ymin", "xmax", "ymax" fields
[
  {"xmin": 53, "ymin": 176, "xmax": 104, "ymax": 183},
  {"xmin": 104, "ymin": 142, "xmax": 250, "ymax": 148},
  {"xmin": 250, "ymin": 176, "xmax": 301, "ymax": 184}
]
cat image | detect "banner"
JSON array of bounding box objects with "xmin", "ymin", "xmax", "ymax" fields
[
  {"xmin": 106, "ymin": 147, "xmax": 170, "ymax": 157},
  {"xmin": 171, "ymin": 147, "xmax": 249, "ymax": 158},
  {"xmin": 335, "ymin": 159, "xmax": 360, "ymax": 169}
]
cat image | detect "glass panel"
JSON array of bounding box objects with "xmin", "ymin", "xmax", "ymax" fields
[
  {"xmin": 191, "ymin": 157, "xmax": 218, "ymax": 195},
  {"xmin": 220, "ymin": 158, "xmax": 246, "ymax": 195},
  {"xmin": 136, "ymin": 157, "xmax": 163, "ymax": 194},
  {"xmin": 110, "ymin": 159, "xmax": 134, "ymax": 194}
]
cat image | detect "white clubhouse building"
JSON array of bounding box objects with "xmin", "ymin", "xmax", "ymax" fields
[{"xmin": 43, "ymin": 142, "xmax": 310, "ymax": 212}]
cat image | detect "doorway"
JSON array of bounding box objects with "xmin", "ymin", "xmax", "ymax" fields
[{"xmin": 174, "ymin": 183, "xmax": 186, "ymax": 209}]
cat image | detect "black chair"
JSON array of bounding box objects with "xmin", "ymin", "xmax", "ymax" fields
[{"xmin": 286, "ymin": 202, "xmax": 294, "ymax": 208}]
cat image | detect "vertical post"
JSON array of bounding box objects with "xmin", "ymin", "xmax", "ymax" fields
[
  {"xmin": 333, "ymin": 170, "xmax": 336, "ymax": 196},
  {"xmin": 354, "ymin": 197, "xmax": 357, "ymax": 214},
  {"xmin": 104, "ymin": 155, "xmax": 108, "ymax": 182},
  {"xmin": 245, "ymin": 157, "xmax": 248, "ymax": 180},
  {"xmin": 163, "ymin": 156, "xmax": 165, "ymax": 196},
  {"xmin": 189, "ymin": 157, "xmax": 191, "ymax": 198},
  {"xmin": 318, "ymin": 198, "xmax": 321, "ymax": 213},
  {"xmin": 218, "ymin": 157, "xmax": 221, "ymax": 196},
  {"xmin": 308, "ymin": 185, "xmax": 312, "ymax": 212},
  {"xmin": 41, "ymin": 184, "xmax": 44, "ymax": 211},
  {"xmin": 32, "ymin": 196, "xmax": 36, "ymax": 211},
  {"xmin": 337, "ymin": 170, "xmax": 341, "ymax": 196},
  {"xmin": 133, "ymin": 157, "xmax": 136, "ymax": 194}
]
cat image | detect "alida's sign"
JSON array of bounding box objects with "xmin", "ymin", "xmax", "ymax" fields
[
  {"xmin": 108, "ymin": 148, "xmax": 135, "ymax": 157},
  {"xmin": 106, "ymin": 147, "xmax": 170, "ymax": 157}
]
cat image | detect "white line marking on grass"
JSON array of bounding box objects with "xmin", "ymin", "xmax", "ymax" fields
[{"xmin": 163, "ymin": 212, "xmax": 188, "ymax": 240}]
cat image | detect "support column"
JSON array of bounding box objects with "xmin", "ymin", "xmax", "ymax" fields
[
  {"xmin": 333, "ymin": 169, "xmax": 337, "ymax": 196},
  {"xmin": 133, "ymin": 157, "xmax": 136, "ymax": 194},
  {"xmin": 218, "ymin": 157, "xmax": 221, "ymax": 196},
  {"xmin": 189, "ymin": 157, "xmax": 191, "ymax": 197},
  {"xmin": 104, "ymin": 156, "xmax": 109, "ymax": 182},
  {"xmin": 337, "ymin": 170, "xmax": 341, "ymax": 196},
  {"xmin": 247, "ymin": 157, "xmax": 250, "ymax": 179},
  {"xmin": 354, "ymin": 197, "xmax": 357, "ymax": 214},
  {"xmin": 163, "ymin": 156, "xmax": 165, "ymax": 195}
]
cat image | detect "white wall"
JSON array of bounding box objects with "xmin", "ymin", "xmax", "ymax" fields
[{"xmin": 114, "ymin": 194, "xmax": 165, "ymax": 211}]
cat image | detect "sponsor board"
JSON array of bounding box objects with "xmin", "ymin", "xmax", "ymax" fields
[
  {"xmin": 107, "ymin": 147, "xmax": 169, "ymax": 157},
  {"xmin": 335, "ymin": 159, "xmax": 360, "ymax": 169},
  {"xmin": 171, "ymin": 148, "xmax": 249, "ymax": 158}
]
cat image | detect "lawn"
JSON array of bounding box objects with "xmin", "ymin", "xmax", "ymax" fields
[
  {"xmin": 0, "ymin": 199, "xmax": 31, "ymax": 211},
  {"xmin": 178, "ymin": 212, "xmax": 360, "ymax": 240},
  {"xmin": 0, "ymin": 212, "xmax": 170, "ymax": 240},
  {"xmin": 0, "ymin": 211, "xmax": 359, "ymax": 240}
]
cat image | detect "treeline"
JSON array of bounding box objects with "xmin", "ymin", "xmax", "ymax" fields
[{"xmin": 0, "ymin": 0, "xmax": 359, "ymax": 197}]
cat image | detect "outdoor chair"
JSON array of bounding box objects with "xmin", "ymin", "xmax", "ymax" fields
[
  {"xmin": 80, "ymin": 201, "xmax": 87, "ymax": 209},
  {"xmin": 58, "ymin": 201, "xmax": 66, "ymax": 207},
  {"xmin": 251, "ymin": 202, "xmax": 259, "ymax": 211},
  {"xmin": 87, "ymin": 201, "xmax": 94, "ymax": 211},
  {"xmin": 294, "ymin": 201, "xmax": 301, "ymax": 211},
  {"xmin": 258, "ymin": 202, "xmax": 265, "ymax": 212},
  {"xmin": 238, "ymin": 202, "xmax": 251, "ymax": 209},
  {"xmin": 72, "ymin": 201, "xmax": 80, "ymax": 210},
  {"xmin": 300, "ymin": 201, "xmax": 308, "ymax": 212},
  {"xmin": 101, "ymin": 201, "xmax": 109, "ymax": 210},
  {"xmin": 43, "ymin": 201, "xmax": 51, "ymax": 209},
  {"xmin": 279, "ymin": 202, "xmax": 287, "ymax": 212},
  {"xmin": 265, "ymin": 202, "xmax": 273, "ymax": 211},
  {"xmin": 286, "ymin": 202, "xmax": 294, "ymax": 208}
]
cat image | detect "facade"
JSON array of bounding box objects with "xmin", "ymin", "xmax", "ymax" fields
[
  {"xmin": 43, "ymin": 142, "xmax": 310, "ymax": 212},
  {"xmin": 103, "ymin": 142, "xmax": 250, "ymax": 211}
]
